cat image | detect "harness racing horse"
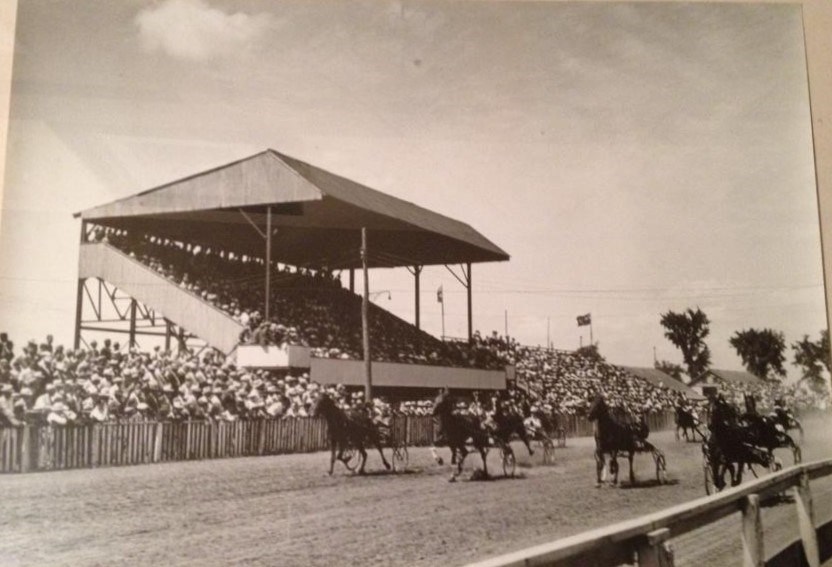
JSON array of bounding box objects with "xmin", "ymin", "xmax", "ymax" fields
[
  {"xmin": 741, "ymin": 410, "xmax": 802, "ymax": 470},
  {"xmin": 588, "ymin": 395, "xmax": 667, "ymax": 487},
  {"xmin": 771, "ymin": 405, "xmax": 804, "ymax": 445},
  {"xmin": 430, "ymin": 389, "xmax": 490, "ymax": 481},
  {"xmin": 311, "ymin": 394, "xmax": 391, "ymax": 475},
  {"xmin": 487, "ymin": 397, "xmax": 535, "ymax": 458},
  {"xmin": 704, "ymin": 396, "xmax": 772, "ymax": 491},
  {"xmin": 675, "ymin": 405, "xmax": 704, "ymax": 442}
]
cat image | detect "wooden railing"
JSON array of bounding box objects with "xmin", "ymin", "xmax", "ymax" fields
[
  {"xmin": 0, "ymin": 415, "xmax": 435, "ymax": 474},
  {"xmin": 0, "ymin": 411, "xmax": 676, "ymax": 474},
  {"xmin": 466, "ymin": 459, "xmax": 832, "ymax": 567}
]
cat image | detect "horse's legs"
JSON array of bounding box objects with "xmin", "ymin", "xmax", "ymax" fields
[
  {"xmin": 518, "ymin": 426, "xmax": 534, "ymax": 456},
  {"xmin": 375, "ymin": 437, "xmax": 391, "ymax": 471},
  {"xmin": 628, "ymin": 451, "xmax": 635, "ymax": 485},
  {"xmin": 329, "ymin": 441, "xmax": 337, "ymax": 476},
  {"xmin": 611, "ymin": 452, "xmax": 620, "ymax": 485},
  {"xmin": 479, "ymin": 444, "xmax": 489, "ymax": 479},
  {"xmin": 595, "ymin": 449, "xmax": 605, "ymax": 487},
  {"xmin": 430, "ymin": 446, "xmax": 444, "ymax": 466},
  {"xmin": 357, "ymin": 445, "xmax": 368, "ymax": 475},
  {"xmin": 451, "ymin": 445, "xmax": 469, "ymax": 481}
]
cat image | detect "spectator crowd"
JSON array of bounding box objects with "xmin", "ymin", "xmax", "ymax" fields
[
  {"xmin": 3, "ymin": 225, "xmax": 823, "ymax": 428},
  {"xmin": 93, "ymin": 227, "xmax": 504, "ymax": 370}
]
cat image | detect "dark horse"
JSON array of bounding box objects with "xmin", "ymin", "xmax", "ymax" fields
[
  {"xmin": 431, "ymin": 389, "xmax": 490, "ymax": 481},
  {"xmin": 588, "ymin": 395, "xmax": 665, "ymax": 486},
  {"xmin": 675, "ymin": 405, "xmax": 704, "ymax": 442},
  {"xmin": 705, "ymin": 396, "xmax": 773, "ymax": 490},
  {"xmin": 311, "ymin": 394, "xmax": 391, "ymax": 475},
  {"xmin": 488, "ymin": 397, "xmax": 535, "ymax": 457}
]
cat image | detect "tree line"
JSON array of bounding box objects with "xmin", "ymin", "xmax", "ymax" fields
[{"xmin": 654, "ymin": 307, "xmax": 830, "ymax": 394}]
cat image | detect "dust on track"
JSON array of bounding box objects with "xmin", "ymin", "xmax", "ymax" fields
[{"xmin": 1, "ymin": 419, "xmax": 830, "ymax": 567}]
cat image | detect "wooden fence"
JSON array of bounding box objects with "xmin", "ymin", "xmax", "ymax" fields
[
  {"xmin": 0, "ymin": 410, "xmax": 675, "ymax": 474},
  {"xmin": 466, "ymin": 458, "xmax": 832, "ymax": 567}
]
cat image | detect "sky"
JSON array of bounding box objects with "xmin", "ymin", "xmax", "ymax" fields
[{"xmin": 0, "ymin": 0, "xmax": 825, "ymax": 378}]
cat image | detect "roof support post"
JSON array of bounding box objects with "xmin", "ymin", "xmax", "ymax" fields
[
  {"xmin": 349, "ymin": 269, "xmax": 355, "ymax": 294},
  {"xmin": 265, "ymin": 206, "xmax": 272, "ymax": 321},
  {"xmin": 74, "ymin": 220, "xmax": 88, "ymax": 350},
  {"xmin": 165, "ymin": 319, "xmax": 172, "ymax": 352},
  {"xmin": 411, "ymin": 265, "xmax": 423, "ymax": 331},
  {"xmin": 466, "ymin": 262, "xmax": 472, "ymax": 342},
  {"xmin": 361, "ymin": 227, "xmax": 372, "ymax": 401},
  {"xmin": 128, "ymin": 298, "xmax": 137, "ymax": 348}
]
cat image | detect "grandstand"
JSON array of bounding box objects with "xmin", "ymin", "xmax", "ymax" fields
[
  {"xmin": 72, "ymin": 150, "xmax": 511, "ymax": 393},
  {"xmin": 622, "ymin": 366, "xmax": 704, "ymax": 400}
]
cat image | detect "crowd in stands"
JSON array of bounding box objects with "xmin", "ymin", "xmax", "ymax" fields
[
  {"xmin": 467, "ymin": 332, "xmax": 678, "ymax": 415},
  {"xmin": 1, "ymin": 328, "xmax": 828, "ymax": 430},
  {"xmin": 0, "ymin": 333, "xmax": 375, "ymax": 427},
  {"xmin": 714, "ymin": 378, "xmax": 826, "ymax": 414},
  {"xmin": 4, "ymin": 224, "xmax": 824, "ymax": 428},
  {"xmin": 92, "ymin": 226, "xmax": 504, "ymax": 370}
]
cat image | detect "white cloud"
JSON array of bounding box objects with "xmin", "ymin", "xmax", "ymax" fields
[{"xmin": 135, "ymin": 0, "xmax": 271, "ymax": 61}]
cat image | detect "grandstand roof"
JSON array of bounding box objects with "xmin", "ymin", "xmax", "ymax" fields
[
  {"xmin": 692, "ymin": 369, "xmax": 766, "ymax": 386},
  {"xmin": 622, "ymin": 366, "xmax": 705, "ymax": 399},
  {"xmin": 74, "ymin": 150, "xmax": 510, "ymax": 269}
]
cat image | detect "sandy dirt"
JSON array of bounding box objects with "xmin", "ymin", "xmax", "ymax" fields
[{"xmin": 1, "ymin": 419, "xmax": 830, "ymax": 567}]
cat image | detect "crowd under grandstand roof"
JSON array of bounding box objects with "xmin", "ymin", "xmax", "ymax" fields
[
  {"xmin": 74, "ymin": 150, "xmax": 510, "ymax": 270},
  {"xmin": 623, "ymin": 367, "xmax": 705, "ymax": 400}
]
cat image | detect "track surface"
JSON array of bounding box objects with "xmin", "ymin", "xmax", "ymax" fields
[{"xmin": 1, "ymin": 419, "xmax": 830, "ymax": 567}]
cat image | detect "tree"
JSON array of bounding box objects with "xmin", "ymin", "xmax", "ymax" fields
[
  {"xmin": 655, "ymin": 360, "xmax": 685, "ymax": 382},
  {"xmin": 660, "ymin": 308, "xmax": 711, "ymax": 381},
  {"xmin": 792, "ymin": 330, "xmax": 830, "ymax": 393},
  {"xmin": 729, "ymin": 328, "xmax": 786, "ymax": 382}
]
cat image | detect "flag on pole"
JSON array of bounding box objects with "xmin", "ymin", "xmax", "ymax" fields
[
  {"xmin": 437, "ymin": 285, "xmax": 444, "ymax": 303},
  {"xmin": 577, "ymin": 313, "xmax": 591, "ymax": 327}
]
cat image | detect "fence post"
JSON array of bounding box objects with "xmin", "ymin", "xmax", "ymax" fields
[
  {"xmin": 154, "ymin": 423, "xmax": 163, "ymax": 462},
  {"xmin": 637, "ymin": 527, "xmax": 674, "ymax": 567},
  {"xmin": 795, "ymin": 470, "xmax": 820, "ymax": 567},
  {"xmin": 20, "ymin": 425, "xmax": 31, "ymax": 473},
  {"xmin": 741, "ymin": 494, "xmax": 764, "ymax": 567}
]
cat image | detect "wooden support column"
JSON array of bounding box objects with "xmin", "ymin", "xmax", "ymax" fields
[
  {"xmin": 349, "ymin": 269, "xmax": 355, "ymax": 293},
  {"xmin": 741, "ymin": 494, "xmax": 764, "ymax": 567},
  {"xmin": 361, "ymin": 228, "xmax": 372, "ymax": 400},
  {"xmin": 164, "ymin": 319, "xmax": 172, "ymax": 352},
  {"xmin": 466, "ymin": 262, "xmax": 473, "ymax": 341},
  {"xmin": 74, "ymin": 220, "xmax": 88, "ymax": 350},
  {"xmin": 128, "ymin": 299, "xmax": 137, "ymax": 348},
  {"xmin": 636, "ymin": 527, "xmax": 674, "ymax": 567},
  {"xmin": 795, "ymin": 471, "xmax": 820, "ymax": 567},
  {"xmin": 413, "ymin": 265, "xmax": 422, "ymax": 330},
  {"xmin": 265, "ymin": 206, "xmax": 272, "ymax": 321}
]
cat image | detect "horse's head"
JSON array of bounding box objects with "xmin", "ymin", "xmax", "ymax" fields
[
  {"xmin": 587, "ymin": 394, "xmax": 607, "ymax": 422},
  {"xmin": 432, "ymin": 388, "xmax": 453, "ymax": 417},
  {"xmin": 310, "ymin": 392, "xmax": 334, "ymax": 418}
]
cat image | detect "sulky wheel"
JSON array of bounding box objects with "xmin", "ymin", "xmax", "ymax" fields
[
  {"xmin": 654, "ymin": 451, "xmax": 668, "ymax": 484},
  {"xmin": 702, "ymin": 443, "xmax": 718, "ymax": 495},
  {"xmin": 392, "ymin": 444, "xmax": 409, "ymax": 472},
  {"xmin": 341, "ymin": 447, "xmax": 360, "ymax": 472},
  {"xmin": 502, "ymin": 445, "xmax": 516, "ymax": 478},
  {"xmin": 542, "ymin": 438, "xmax": 555, "ymax": 465}
]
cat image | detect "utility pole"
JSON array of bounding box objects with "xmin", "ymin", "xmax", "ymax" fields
[
  {"xmin": 361, "ymin": 227, "xmax": 372, "ymax": 400},
  {"xmin": 547, "ymin": 317, "xmax": 550, "ymax": 351},
  {"xmin": 265, "ymin": 206, "xmax": 272, "ymax": 321}
]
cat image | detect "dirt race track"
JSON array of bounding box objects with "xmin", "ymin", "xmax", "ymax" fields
[{"xmin": 2, "ymin": 418, "xmax": 831, "ymax": 567}]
